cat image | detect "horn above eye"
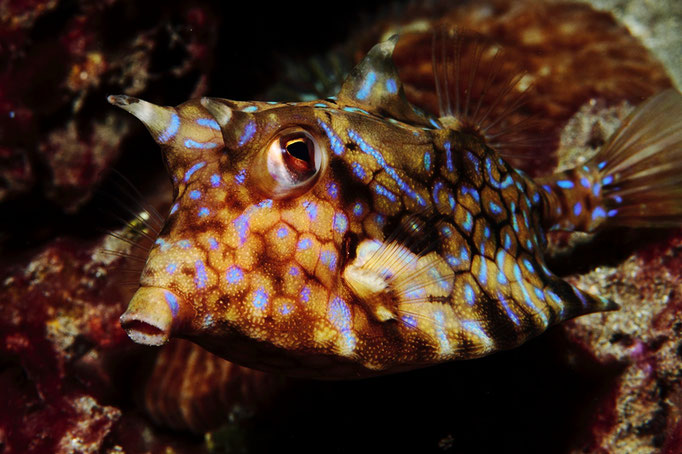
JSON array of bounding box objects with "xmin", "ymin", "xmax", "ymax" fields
[{"xmin": 259, "ymin": 128, "xmax": 325, "ymax": 198}]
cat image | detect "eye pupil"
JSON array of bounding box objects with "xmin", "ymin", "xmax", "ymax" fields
[{"xmin": 286, "ymin": 139, "xmax": 310, "ymax": 162}]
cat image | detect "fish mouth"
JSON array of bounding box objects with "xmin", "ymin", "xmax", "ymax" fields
[{"xmin": 120, "ymin": 287, "xmax": 190, "ymax": 346}]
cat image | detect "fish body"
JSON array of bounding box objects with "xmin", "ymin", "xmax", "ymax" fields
[{"xmin": 110, "ymin": 33, "xmax": 682, "ymax": 378}]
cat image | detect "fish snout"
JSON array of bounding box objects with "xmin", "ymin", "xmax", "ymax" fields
[{"xmin": 120, "ymin": 287, "xmax": 192, "ymax": 346}]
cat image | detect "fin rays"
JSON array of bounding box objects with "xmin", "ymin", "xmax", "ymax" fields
[{"xmin": 431, "ymin": 28, "xmax": 547, "ymax": 160}]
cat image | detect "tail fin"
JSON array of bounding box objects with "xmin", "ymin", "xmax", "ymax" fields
[{"xmin": 537, "ymin": 89, "xmax": 682, "ymax": 232}]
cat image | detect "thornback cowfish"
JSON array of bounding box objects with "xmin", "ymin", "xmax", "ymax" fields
[{"xmin": 109, "ymin": 30, "xmax": 682, "ymax": 379}]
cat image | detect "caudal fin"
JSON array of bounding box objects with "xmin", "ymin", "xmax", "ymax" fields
[
  {"xmin": 537, "ymin": 89, "xmax": 682, "ymax": 232},
  {"xmin": 587, "ymin": 89, "xmax": 682, "ymax": 228}
]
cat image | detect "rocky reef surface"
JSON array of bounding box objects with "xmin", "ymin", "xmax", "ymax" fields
[{"xmin": 1, "ymin": 1, "xmax": 680, "ymax": 453}]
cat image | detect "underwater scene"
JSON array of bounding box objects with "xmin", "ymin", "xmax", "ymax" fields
[{"xmin": 1, "ymin": 0, "xmax": 681, "ymax": 452}]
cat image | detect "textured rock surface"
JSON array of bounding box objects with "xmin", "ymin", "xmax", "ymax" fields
[{"xmin": 0, "ymin": 0, "xmax": 680, "ymax": 453}]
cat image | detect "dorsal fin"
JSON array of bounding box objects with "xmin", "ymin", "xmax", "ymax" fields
[
  {"xmin": 430, "ymin": 28, "xmax": 551, "ymax": 161},
  {"xmin": 337, "ymin": 36, "xmax": 431, "ymax": 126}
]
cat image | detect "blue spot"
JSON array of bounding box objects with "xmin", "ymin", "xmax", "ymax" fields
[
  {"xmin": 613, "ymin": 195, "xmax": 623, "ymax": 204},
  {"xmin": 164, "ymin": 291, "xmax": 179, "ymax": 317},
  {"xmin": 302, "ymin": 200, "xmax": 318, "ymax": 220},
  {"xmin": 446, "ymin": 254, "xmax": 460, "ymax": 267},
  {"xmin": 352, "ymin": 162, "xmax": 367, "ymax": 179},
  {"xmin": 279, "ymin": 303, "xmax": 292, "ymax": 315},
  {"xmin": 289, "ymin": 266, "xmax": 300, "ymax": 276},
  {"xmin": 461, "ymin": 320, "xmax": 490, "ymax": 344},
  {"xmin": 233, "ymin": 213, "xmax": 250, "ymax": 245},
  {"xmin": 445, "ymin": 142, "xmax": 454, "ymax": 173},
  {"xmin": 237, "ymin": 121, "xmax": 257, "ymax": 147},
  {"xmin": 464, "ymin": 284, "xmax": 475, "ymax": 306},
  {"xmin": 602, "ymin": 175, "xmax": 614, "ymax": 185},
  {"xmin": 512, "ymin": 214, "xmax": 520, "ymax": 233},
  {"xmin": 386, "ymin": 78, "xmax": 397, "ymax": 94},
  {"xmin": 608, "ymin": 209, "xmax": 618, "ymax": 217},
  {"xmin": 194, "ymin": 260, "xmax": 208, "ymax": 289},
  {"xmin": 463, "ymin": 211, "xmax": 473, "ymax": 232},
  {"xmin": 504, "ymin": 233, "xmax": 512, "ymax": 250},
  {"xmin": 500, "ymin": 175, "xmax": 514, "ymax": 189},
  {"xmin": 484, "ymin": 226, "xmax": 491, "ymax": 239},
  {"xmin": 441, "ymin": 225, "xmax": 453, "ymax": 238},
  {"xmin": 352, "ymin": 202, "xmax": 364, "ymax": 217},
  {"xmin": 277, "ymin": 227, "xmax": 288, "ymax": 238},
  {"xmin": 580, "ymin": 177, "xmax": 590, "ymax": 188},
  {"xmin": 460, "ymin": 247, "xmax": 470, "ymax": 263},
  {"xmin": 433, "ymin": 311, "xmax": 450, "ymax": 351},
  {"xmin": 184, "ymin": 139, "xmax": 217, "ymax": 149},
  {"xmin": 252, "ymin": 287, "xmax": 269, "ymax": 310},
  {"xmin": 557, "ymin": 180, "xmax": 574, "ymax": 189},
  {"xmin": 489, "ymin": 202, "xmax": 503, "ymax": 215},
  {"xmin": 316, "ymin": 119, "xmax": 345, "ymax": 156},
  {"xmin": 498, "ymin": 293, "xmax": 520, "ymax": 325},
  {"xmin": 300, "ymin": 286, "xmax": 311, "ymax": 303},
  {"xmin": 356, "ymin": 71, "xmax": 377, "ymax": 100},
  {"xmin": 159, "ymin": 114, "xmax": 180, "ymax": 143},
  {"xmin": 534, "ymin": 287, "xmax": 546, "ymax": 301},
  {"xmin": 326, "ymin": 182, "xmax": 339, "ymax": 199},
  {"xmin": 542, "ymin": 184, "xmax": 552, "ymax": 193},
  {"xmin": 465, "ymin": 152, "xmax": 480, "ymax": 174},
  {"xmin": 298, "ymin": 238, "xmax": 312, "ymax": 250},
  {"xmin": 423, "ymin": 152, "xmax": 432, "ymax": 171},
  {"xmin": 198, "ymin": 207, "xmax": 210, "ymax": 217},
  {"xmin": 333, "ymin": 212, "xmax": 348, "ymax": 234},
  {"xmin": 257, "ymin": 199, "xmax": 273, "ymax": 209},
  {"xmin": 598, "ymin": 161, "xmax": 607, "ymax": 170},
  {"xmin": 209, "ymin": 237, "xmax": 219, "ymax": 250},
  {"xmin": 189, "ymin": 190, "xmax": 201, "ymax": 200},
  {"xmin": 170, "ymin": 203, "xmax": 179, "ymax": 215},
  {"xmin": 234, "ymin": 168, "xmax": 247, "ymax": 184},
  {"xmin": 461, "ymin": 186, "xmax": 480, "ymax": 203},
  {"xmin": 196, "ymin": 118, "xmax": 220, "ymax": 130},
  {"xmin": 210, "ymin": 174, "xmax": 221, "ymax": 187},
  {"xmin": 321, "ymin": 250, "xmax": 337, "ymax": 271},
  {"xmin": 226, "ymin": 266, "xmax": 243, "ymax": 284},
  {"xmin": 329, "ymin": 297, "xmax": 356, "ymax": 351},
  {"xmin": 178, "ymin": 240, "xmax": 191, "ymax": 249},
  {"xmin": 532, "ymin": 192, "xmax": 541, "ymax": 204},
  {"xmin": 429, "ymin": 118, "xmax": 441, "ymax": 129},
  {"xmin": 573, "ymin": 202, "xmax": 582, "ymax": 216},
  {"xmin": 343, "ymin": 106, "xmax": 370, "ymax": 115},
  {"xmin": 523, "ymin": 259, "xmax": 535, "ymax": 274},
  {"xmin": 592, "ymin": 183, "xmax": 601, "ymax": 197},
  {"xmin": 184, "ymin": 162, "xmax": 206, "ymax": 182},
  {"xmin": 166, "ymin": 263, "xmax": 177, "ymax": 274},
  {"xmin": 374, "ymin": 214, "xmax": 386, "ymax": 226},
  {"xmin": 242, "ymin": 105, "xmax": 259, "ymax": 112},
  {"xmin": 374, "ymin": 184, "xmax": 397, "ymax": 202},
  {"xmin": 478, "ymin": 258, "xmax": 488, "ymax": 286},
  {"xmin": 314, "ymin": 103, "xmax": 327, "ymax": 108},
  {"xmin": 592, "ymin": 206, "xmax": 606, "ymax": 220}
]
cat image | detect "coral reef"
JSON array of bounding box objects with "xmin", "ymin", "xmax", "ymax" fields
[{"xmin": 0, "ymin": 0, "xmax": 680, "ymax": 453}]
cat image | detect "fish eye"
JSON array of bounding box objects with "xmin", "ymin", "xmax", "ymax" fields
[{"xmin": 262, "ymin": 128, "xmax": 325, "ymax": 197}]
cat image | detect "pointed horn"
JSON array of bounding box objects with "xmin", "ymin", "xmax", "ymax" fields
[
  {"xmin": 108, "ymin": 95, "xmax": 179, "ymax": 145},
  {"xmin": 120, "ymin": 287, "xmax": 193, "ymax": 346},
  {"xmin": 200, "ymin": 97, "xmax": 233, "ymax": 127}
]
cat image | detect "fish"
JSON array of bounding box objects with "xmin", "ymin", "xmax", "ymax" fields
[{"xmin": 108, "ymin": 30, "xmax": 682, "ymax": 379}]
